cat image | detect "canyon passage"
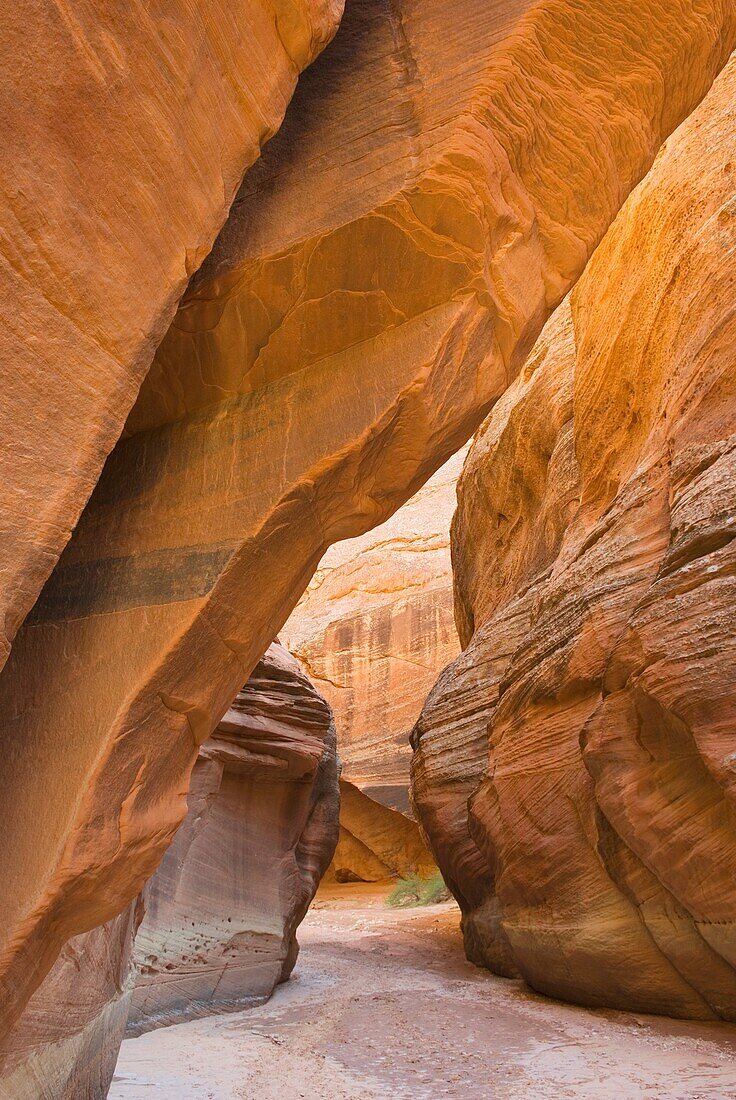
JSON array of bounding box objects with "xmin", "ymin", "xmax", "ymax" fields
[
  {"xmin": 112, "ymin": 888, "xmax": 736, "ymax": 1100},
  {"xmin": 1, "ymin": 1, "xmax": 735, "ymax": 1097}
]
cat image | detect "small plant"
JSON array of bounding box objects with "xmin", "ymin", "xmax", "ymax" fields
[
  {"xmin": 419, "ymin": 872, "xmax": 450, "ymax": 906},
  {"xmin": 385, "ymin": 871, "xmax": 450, "ymax": 908},
  {"xmin": 385, "ymin": 873, "xmax": 423, "ymax": 907}
]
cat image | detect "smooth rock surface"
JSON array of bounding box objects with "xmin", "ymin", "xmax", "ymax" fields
[
  {"xmin": 327, "ymin": 780, "xmax": 436, "ymax": 884},
  {"xmin": 1, "ymin": 0, "xmax": 734, "ymax": 1051},
  {"xmin": 413, "ymin": 54, "xmax": 736, "ymax": 1018},
  {"xmin": 128, "ymin": 643, "xmax": 339, "ymax": 1035},
  {"xmin": 0, "ymin": 902, "xmax": 141, "ymax": 1100},
  {"xmin": 0, "ymin": 0, "xmax": 342, "ymax": 674}
]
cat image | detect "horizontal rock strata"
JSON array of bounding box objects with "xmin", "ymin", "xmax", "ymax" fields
[
  {"xmin": 412, "ymin": 54, "xmax": 736, "ymax": 1018},
  {"xmin": 1, "ymin": 0, "xmax": 734, "ymax": 1049},
  {"xmin": 128, "ymin": 644, "xmax": 339, "ymax": 1034},
  {"xmin": 0, "ymin": 0, "xmax": 342, "ymax": 674},
  {"xmin": 284, "ymin": 449, "xmax": 465, "ymax": 816}
]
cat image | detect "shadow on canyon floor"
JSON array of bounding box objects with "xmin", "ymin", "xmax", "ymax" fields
[{"xmin": 111, "ymin": 885, "xmax": 736, "ymax": 1099}]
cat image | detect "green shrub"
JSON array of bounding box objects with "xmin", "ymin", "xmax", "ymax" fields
[
  {"xmin": 385, "ymin": 872, "xmax": 450, "ymax": 908},
  {"xmin": 419, "ymin": 872, "xmax": 450, "ymax": 906}
]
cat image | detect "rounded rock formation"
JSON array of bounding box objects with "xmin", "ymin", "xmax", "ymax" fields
[
  {"xmin": 128, "ymin": 643, "xmax": 339, "ymax": 1035},
  {"xmin": 412, "ymin": 54, "xmax": 736, "ymax": 1018}
]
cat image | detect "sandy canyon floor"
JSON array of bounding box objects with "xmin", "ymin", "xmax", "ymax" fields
[{"xmin": 111, "ymin": 886, "xmax": 736, "ymax": 1099}]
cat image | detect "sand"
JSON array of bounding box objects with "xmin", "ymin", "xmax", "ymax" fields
[{"xmin": 111, "ymin": 884, "xmax": 736, "ymax": 1099}]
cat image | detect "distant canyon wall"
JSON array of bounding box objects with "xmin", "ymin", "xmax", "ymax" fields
[
  {"xmin": 327, "ymin": 780, "xmax": 436, "ymax": 884},
  {"xmin": 284, "ymin": 448, "xmax": 466, "ymax": 815}
]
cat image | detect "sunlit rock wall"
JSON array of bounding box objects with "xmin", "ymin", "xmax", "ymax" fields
[
  {"xmin": 412, "ymin": 55, "xmax": 736, "ymax": 1018},
  {"xmin": 1, "ymin": 0, "xmax": 734, "ymax": 1056},
  {"xmin": 0, "ymin": 0, "xmax": 343, "ymax": 675}
]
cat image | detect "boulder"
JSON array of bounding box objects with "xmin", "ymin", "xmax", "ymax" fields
[
  {"xmin": 128, "ymin": 643, "xmax": 339, "ymax": 1034},
  {"xmin": 328, "ymin": 780, "xmax": 436, "ymax": 884}
]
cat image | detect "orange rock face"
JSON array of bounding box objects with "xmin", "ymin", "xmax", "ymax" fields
[
  {"xmin": 1, "ymin": 0, "xmax": 734, "ymax": 1053},
  {"xmin": 328, "ymin": 780, "xmax": 436, "ymax": 884},
  {"xmin": 0, "ymin": 0, "xmax": 343, "ymax": 674},
  {"xmin": 412, "ymin": 302, "xmax": 577, "ymax": 977},
  {"xmin": 283, "ymin": 449, "xmax": 466, "ymax": 814},
  {"xmin": 128, "ymin": 644, "xmax": 338, "ymax": 1035},
  {"xmin": 412, "ymin": 55, "xmax": 736, "ymax": 1018}
]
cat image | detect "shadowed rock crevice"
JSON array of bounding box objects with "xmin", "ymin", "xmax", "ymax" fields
[{"xmin": 327, "ymin": 780, "xmax": 436, "ymax": 884}]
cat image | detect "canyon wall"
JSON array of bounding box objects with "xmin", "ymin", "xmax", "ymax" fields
[
  {"xmin": 284, "ymin": 449, "xmax": 465, "ymax": 816},
  {"xmin": 412, "ymin": 302, "xmax": 577, "ymax": 976},
  {"xmin": 412, "ymin": 54, "xmax": 736, "ymax": 1018},
  {"xmin": 0, "ymin": 0, "xmax": 343, "ymax": 675},
  {"xmin": 0, "ymin": 642, "xmax": 338, "ymax": 1097},
  {"xmin": 1, "ymin": 0, "xmax": 735, "ymax": 1058},
  {"xmin": 0, "ymin": 904, "xmax": 141, "ymax": 1100},
  {"xmin": 128, "ymin": 643, "xmax": 339, "ymax": 1035}
]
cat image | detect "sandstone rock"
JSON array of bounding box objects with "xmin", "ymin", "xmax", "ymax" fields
[
  {"xmin": 128, "ymin": 643, "xmax": 338, "ymax": 1034},
  {"xmin": 0, "ymin": 902, "xmax": 141, "ymax": 1100},
  {"xmin": 283, "ymin": 448, "xmax": 466, "ymax": 814},
  {"xmin": 412, "ymin": 302, "xmax": 577, "ymax": 976},
  {"xmin": 0, "ymin": 0, "xmax": 343, "ymax": 675},
  {"xmin": 328, "ymin": 780, "xmax": 436, "ymax": 884},
  {"xmin": 412, "ymin": 55, "xmax": 736, "ymax": 1018},
  {"xmin": 1, "ymin": 0, "xmax": 734, "ymax": 1048}
]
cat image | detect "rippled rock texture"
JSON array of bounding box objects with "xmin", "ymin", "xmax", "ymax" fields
[
  {"xmin": 1, "ymin": 0, "xmax": 734, "ymax": 1061},
  {"xmin": 284, "ymin": 448, "xmax": 466, "ymax": 814},
  {"xmin": 412, "ymin": 55, "xmax": 736, "ymax": 1018},
  {"xmin": 128, "ymin": 644, "xmax": 339, "ymax": 1035}
]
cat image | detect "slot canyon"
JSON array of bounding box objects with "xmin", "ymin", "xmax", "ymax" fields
[{"xmin": 1, "ymin": 2, "xmax": 736, "ymax": 1097}]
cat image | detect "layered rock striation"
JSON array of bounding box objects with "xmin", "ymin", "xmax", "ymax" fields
[
  {"xmin": 0, "ymin": 0, "xmax": 343, "ymax": 675},
  {"xmin": 0, "ymin": 903, "xmax": 141, "ymax": 1100},
  {"xmin": 284, "ymin": 448, "xmax": 466, "ymax": 814},
  {"xmin": 1, "ymin": 0, "xmax": 734, "ymax": 1052},
  {"xmin": 412, "ymin": 302, "xmax": 577, "ymax": 977},
  {"xmin": 412, "ymin": 55, "xmax": 736, "ymax": 1018},
  {"xmin": 128, "ymin": 644, "xmax": 339, "ymax": 1034}
]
